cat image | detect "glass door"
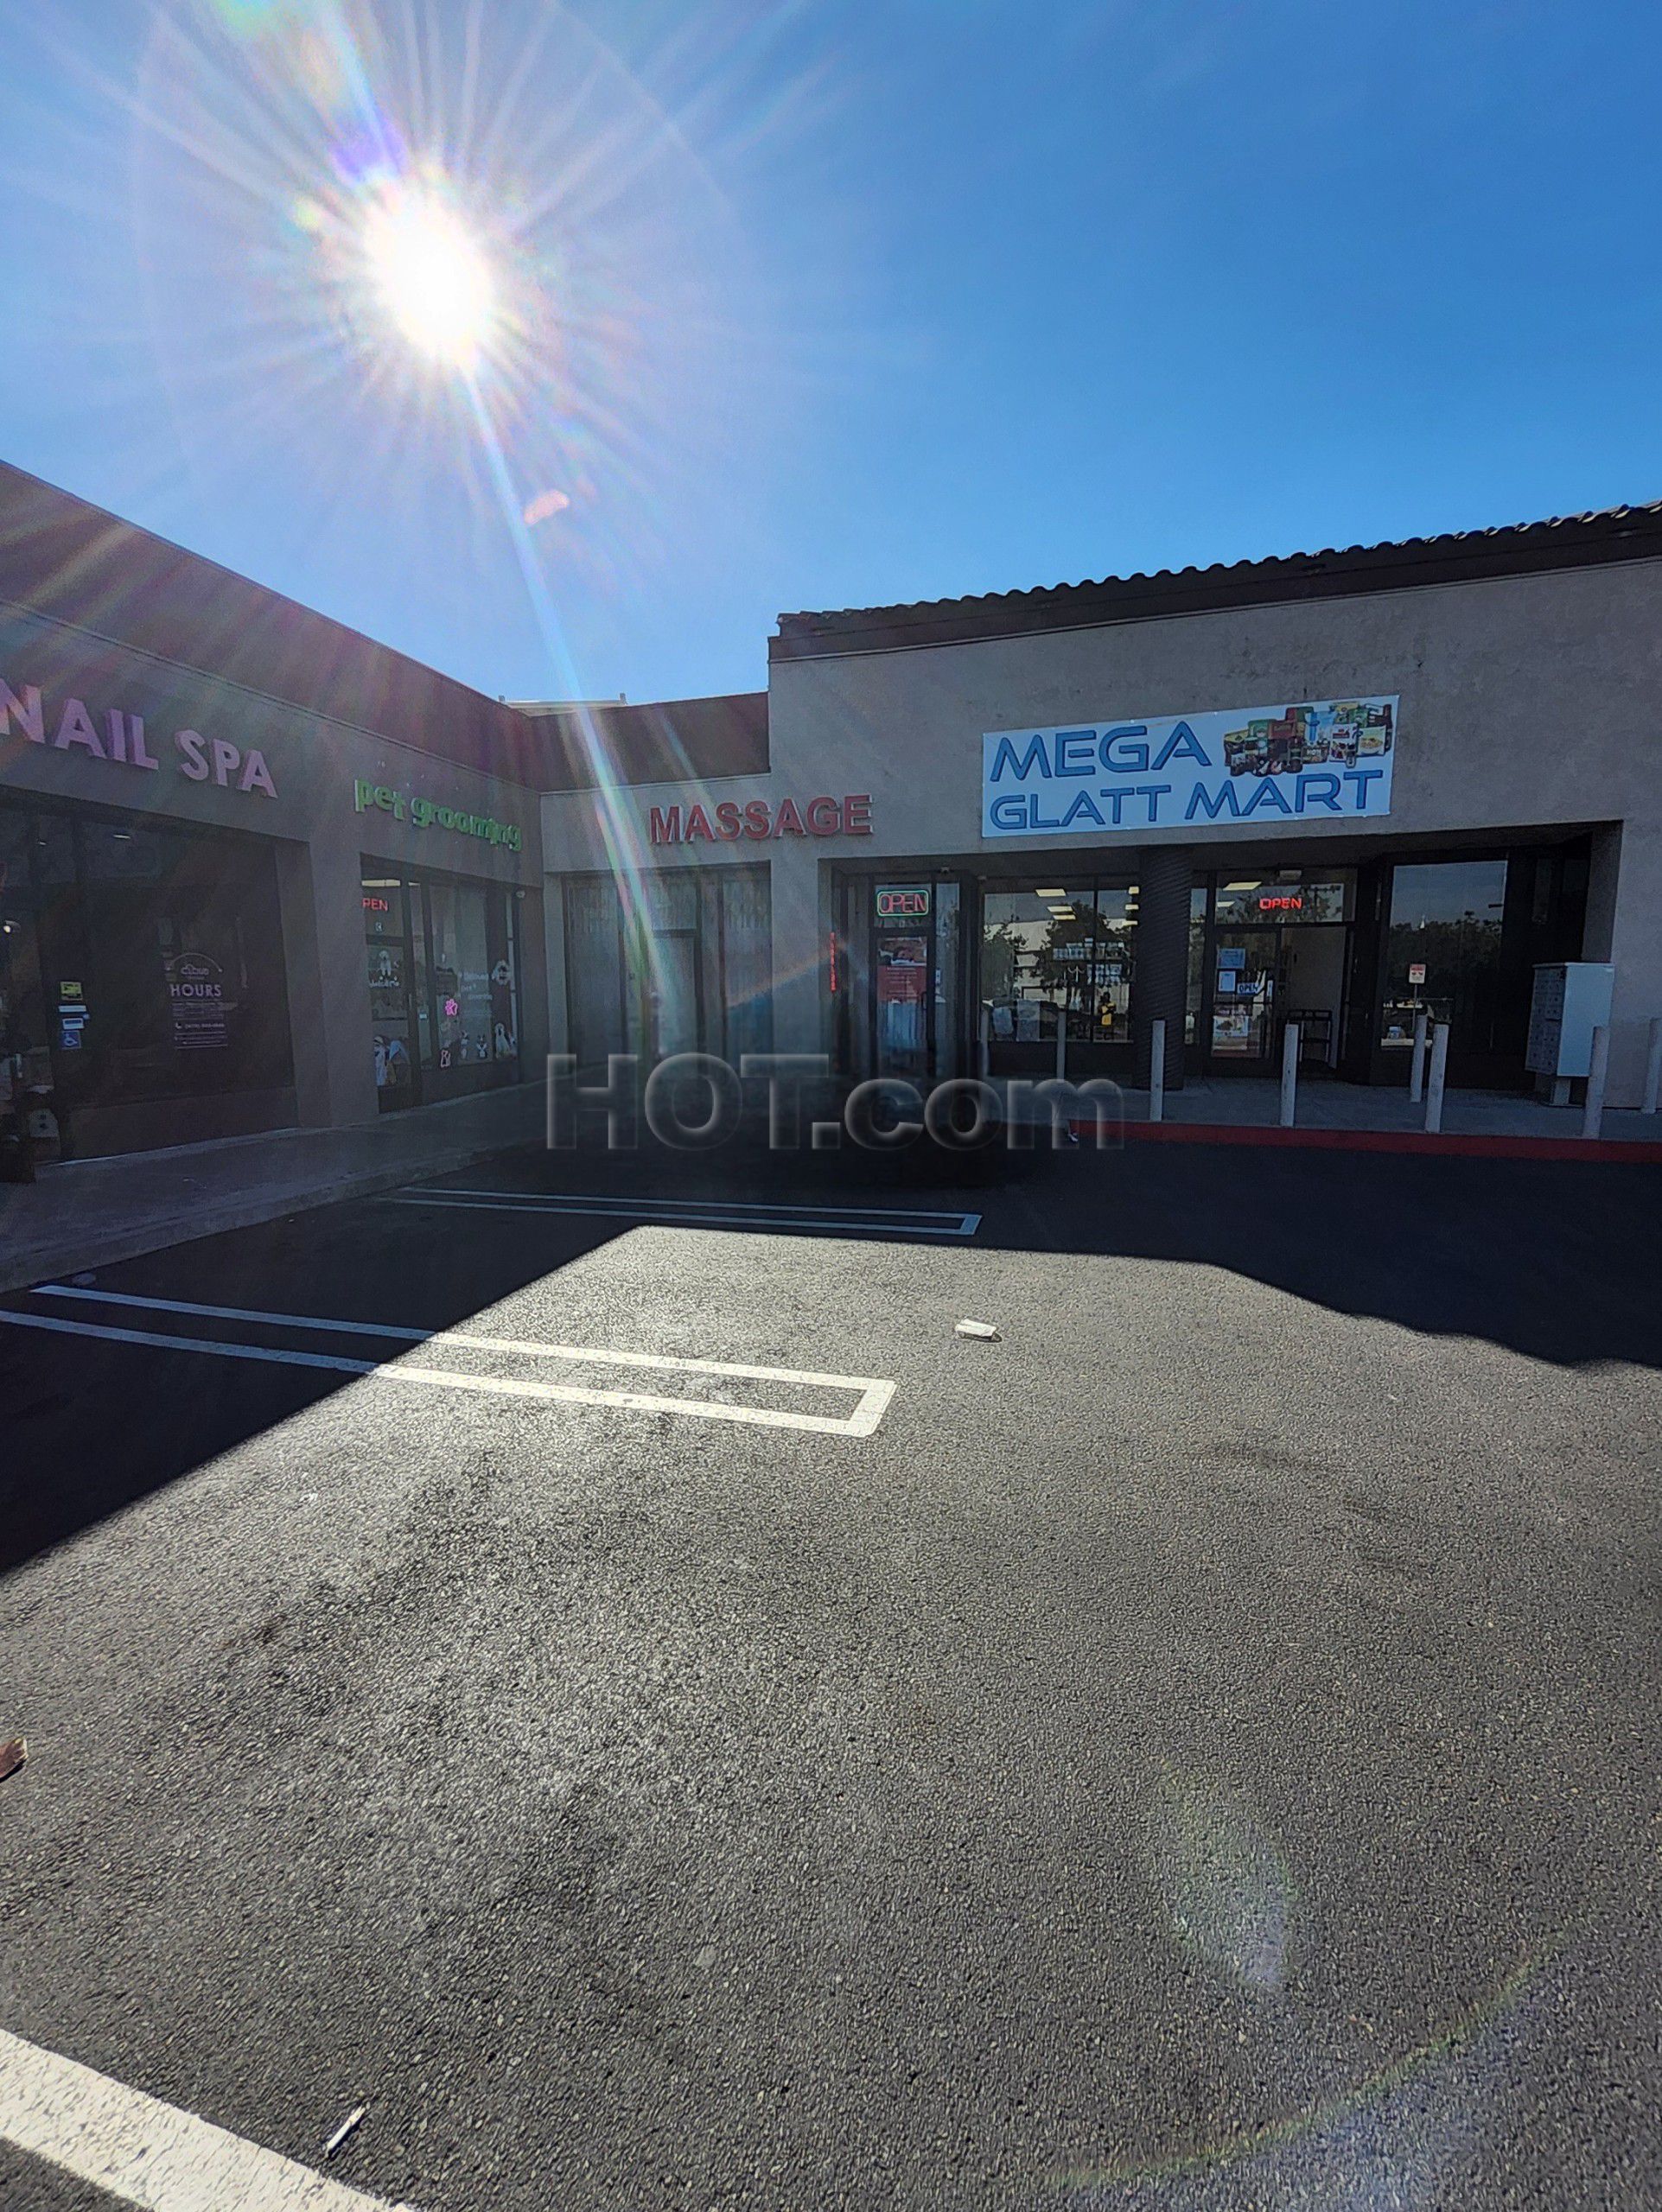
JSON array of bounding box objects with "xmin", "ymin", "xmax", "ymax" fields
[
  {"xmin": 1210, "ymin": 926, "xmax": 1282, "ymax": 1065},
  {"xmin": 363, "ymin": 874, "xmax": 419, "ymax": 1109},
  {"xmin": 871, "ymin": 882, "xmax": 934, "ymax": 1080}
]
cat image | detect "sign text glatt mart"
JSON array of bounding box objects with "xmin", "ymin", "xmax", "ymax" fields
[{"xmin": 982, "ymin": 696, "xmax": 1398, "ymax": 838}]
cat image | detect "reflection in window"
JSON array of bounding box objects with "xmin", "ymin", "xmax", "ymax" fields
[
  {"xmin": 981, "ymin": 882, "xmax": 1137, "ymax": 1047},
  {"xmin": 427, "ymin": 879, "xmax": 494, "ymax": 1070},
  {"xmin": 365, "ymin": 865, "xmax": 521, "ymax": 1109},
  {"xmin": 1379, "ymin": 860, "xmax": 1507, "ymax": 1052},
  {"xmin": 562, "ymin": 866, "xmax": 773, "ymax": 1065}
]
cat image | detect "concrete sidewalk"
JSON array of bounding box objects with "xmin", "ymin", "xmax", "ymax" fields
[
  {"xmin": 0, "ymin": 1080, "xmax": 546, "ymax": 1293},
  {"xmin": 1136, "ymin": 1075, "xmax": 1662, "ymax": 1143}
]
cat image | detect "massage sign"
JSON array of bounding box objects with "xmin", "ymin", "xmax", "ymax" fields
[
  {"xmin": 0, "ymin": 677, "xmax": 278, "ymax": 796},
  {"xmin": 648, "ymin": 793, "xmax": 872, "ymax": 845}
]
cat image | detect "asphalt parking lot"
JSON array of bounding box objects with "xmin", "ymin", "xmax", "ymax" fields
[{"xmin": 2, "ymin": 1139, "xmax": 1659, "ymax": 2210}]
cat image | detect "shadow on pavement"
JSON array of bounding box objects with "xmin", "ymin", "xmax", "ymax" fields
[{"xmin": 2, "ymin": 1132, "xmax": 1658, "ymax": 1577}]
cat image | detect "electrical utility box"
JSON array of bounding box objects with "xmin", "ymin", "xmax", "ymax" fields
[{"xmin": 1527, "ymin": 962, "xmax": 1614, "ymax": 1085}]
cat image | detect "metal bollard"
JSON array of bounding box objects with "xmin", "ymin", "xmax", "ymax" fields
[
  {"xmin": 1409, "ymin": 1008, "xmax": 1429, "ymax": 1104},
  {"xmin": 1424, "ymin": 1022, "xmax": 1449, "ymax": 1132},
  {"xmin": 1280, "ymin": 1021, "xmax": 1299, "ymax": 1128},
  {"xmin": 1582, "ymin": 1024, "xmax": 1610, "ymax": 1140},
  {"xmin": 1644, "ymin": 1017, "xmax": 1662, "ymax": 1116},
  {"xmin": 1149, "ymin": 1018, "xmax": 1166, "ymax": 1125}
]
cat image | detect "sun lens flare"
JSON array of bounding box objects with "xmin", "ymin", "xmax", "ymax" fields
[{"xmin": 360, "ymin": 185, "xmax": 497, "ymax": 372}]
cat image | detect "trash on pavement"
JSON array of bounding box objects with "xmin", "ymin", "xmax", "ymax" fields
[
  {"xmin": 323, "ymin": 2106, "xmax": 366, "ymax": 2158},
  {"xmin": 954, "ymin": 1319, "xmax": 1002, "ymax": 1341},
  {"xmin": 0, "ymin": 1739, "xmax": 27, "ymax": 1783}
]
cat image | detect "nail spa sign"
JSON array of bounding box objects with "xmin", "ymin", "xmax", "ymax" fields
[{"xmin": 0, "ymin": 676, "xmax": 278, "ymax": 797}]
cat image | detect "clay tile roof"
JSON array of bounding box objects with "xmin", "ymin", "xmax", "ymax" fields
[{"xmin": 772, "ymin": 502, "xmax": 1662, "ymax": 659}]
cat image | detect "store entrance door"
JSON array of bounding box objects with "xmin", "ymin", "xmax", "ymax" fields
[
  {"xmin": 871, "ymin": 884, "xmax": 936, "ymax": 1081},
  {"xmin": 1208, "ymin": 926, "xmax": 1282, "ymax": 1068},
  {"xmin": 839, "ymin": 877, "xmax": 965, "ymax": 1086},
  {"xmin": 1190, "ymin": 871, "xmax": 1354, "ymax": 1077}
]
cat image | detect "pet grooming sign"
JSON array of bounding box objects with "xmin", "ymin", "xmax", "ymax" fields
[{"xmin": 981, "ymin": 696, "xmax": 1398, "ymax": 838}]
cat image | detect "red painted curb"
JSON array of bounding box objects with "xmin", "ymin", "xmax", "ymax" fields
[{"xmin": 1070, "ymin": 1120, "xmax": 1662, "ymax": 1162}]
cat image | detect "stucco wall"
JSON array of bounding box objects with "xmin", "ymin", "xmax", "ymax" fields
[{"xmin": 543, "ymin": 556, "xmax": 1662, "ymax": 1102}]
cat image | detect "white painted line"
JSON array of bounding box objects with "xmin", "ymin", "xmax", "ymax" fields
[
  {"xmin": 3, "ymin": 1302, "xmax": 895, "ymax": 1439},
  {"xmin": 391, "ymin": 1189, "xmax": 982, "ymax": 1236},
  {"xmin": 30, "ymin": 1284, "xmax": 888, "ymax": 1390},
  {"xmin": 0, "ymin": 2024, "xmax": 413, "ymax": 2211},
  {"xmin": 427, "ymin": 1186, "xmax": 977, "ymax": 1226}
]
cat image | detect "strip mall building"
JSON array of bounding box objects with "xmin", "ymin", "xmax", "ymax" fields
[{"xmin": 4, "ymin": 459, "xmax": 1660, "ymax": 1160}]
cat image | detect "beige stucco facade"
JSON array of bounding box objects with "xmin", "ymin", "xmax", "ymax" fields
[{"xmin": 543, "ymin": 555, "xmax": 1662, "ymax": 1104}]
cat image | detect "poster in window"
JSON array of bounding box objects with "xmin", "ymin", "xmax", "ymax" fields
[{"xmin": 165, "ymin": 952, "xmax": 231, "ymax": 1052}]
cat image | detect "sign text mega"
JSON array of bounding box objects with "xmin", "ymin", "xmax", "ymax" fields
[{"xmin": 982, "ymin": 696, "xmax": 1397, "ymax": 837}]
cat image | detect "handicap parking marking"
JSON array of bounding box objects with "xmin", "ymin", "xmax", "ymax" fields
[
  {"xmin": 0, "ymin": 2023, "xmax": 414, "ymax": 2212},
  {"xmin": 5, "ymin": 1286, "xmax": 896, "ymax": 1440},
  {"xmin": 387, "ymin": 1186, "xmax": 982, "ymax": 1237}
]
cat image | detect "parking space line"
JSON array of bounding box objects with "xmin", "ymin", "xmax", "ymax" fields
[
  {"xmin": 3, "ymin": 1299, "xmax": 895, "ymax": 1439},
  {"xmin": 0, "ymin": 2024, "xmax": 413, "ymax": 2211},
  {"xmin": 29, "ymin": 1284, "xmax": 891, "ymax": 1391},
  {"xmin": 388, "ymin": 1189, "xmax": 982, "ymax": 1236}
]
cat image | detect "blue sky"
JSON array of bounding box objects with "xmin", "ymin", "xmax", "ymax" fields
[{"xmin": 3, "ymin": 0, "xmax": 1659, "ymax": 707}]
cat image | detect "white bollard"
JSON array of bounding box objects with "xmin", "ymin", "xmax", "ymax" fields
[
  {"xmin": 1643, "ymin": 1017, "xmax": 1662, "ymax": 1116},
  {"xmin": 1424, "ymin": 1022, "xmax": 1449, "ymax": 1133},
  {"xmin": 1582, "ymin": 1023, "xmax": 1610, "ymax": 1140},
  {"xmin": 1149, "ymin": 1018, "xmax": 1166, "ymax": 1124},
  {"xmin": 1280, "ymin": 1021, "xmax": 1299, "ymax": 1128},
  {"xmin": 1408, "ymin": 1008, "xmax": 1429, "ymax": 1104}
]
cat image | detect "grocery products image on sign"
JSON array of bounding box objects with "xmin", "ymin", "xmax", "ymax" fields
[{"xmin": 1221, "ymin": 701, "xmax": 1395, "ymax": 779}]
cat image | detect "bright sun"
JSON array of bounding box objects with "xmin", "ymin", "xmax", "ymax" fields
[{"xmin": 361, "ymin": 187, "xmax": 497, "ymax": 372}]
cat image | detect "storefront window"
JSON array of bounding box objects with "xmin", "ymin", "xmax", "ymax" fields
[
  {"xmin": 364, "ymin": 862, "xmax": 521, "ymax": 1109},
  {"xmin": 565, "ymin": 874, "xmax": 627, "ymax": 1070},
  {"xmin": 364, "ymin": 877, "xmax": 417, "ymax": 1103},
  {"xmin": 563, "ymin": 865, "xmax": 773, "ymax": 1065},
  {"xmin": 720, "ymin": 870, "xmax": 773, "ymax": 1062},
  {"xmin": 0, "ymin": 801, "xmax": 295, "ymax": 1155},
  {"xmin": 1379, "ymin": 859, "xmax": 1507, "ymax": 1052},
  {"xmin": 427, "ymin": 879, "xmax": 494, "ymax": 1071},
  {"xmin": 981, "ymin": 880, "xmax": 1137, "ymax": 1052}
]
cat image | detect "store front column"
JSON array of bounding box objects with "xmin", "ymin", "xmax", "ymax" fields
[
  {"xmin": 308, "ymin": 820, "xmax": 380, "ymax": 1126},
  {"xmin": 1130, "ymin": 846, "xmax": 1193, "ymax": 1092},
  {"xmin": 1590, "ymin": 818, "xmax": 1662, "ymax": 1106}
]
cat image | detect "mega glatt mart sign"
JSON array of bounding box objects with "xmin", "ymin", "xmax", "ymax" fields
[{"xmin": 982, "ymin": 696, "xmax": 1398, "ymax": 837}]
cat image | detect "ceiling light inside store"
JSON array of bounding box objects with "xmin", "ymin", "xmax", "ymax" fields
[
  {"xmin": 1224, "ymin": 881, "xmax": 1259, "ymax": 892},
  {"xmin": 1035, "ymin": 889, "xmax": 1066, "ymax": 899}
]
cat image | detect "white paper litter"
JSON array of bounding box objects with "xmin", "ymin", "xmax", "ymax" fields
[
  {"xmin": 323, "ymin": 2107, "xmax": 366, "ymax": 2158},
  {"xmin": 954, "ymin": 1319, "xmax": 1001, "ymax": 1341}
]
